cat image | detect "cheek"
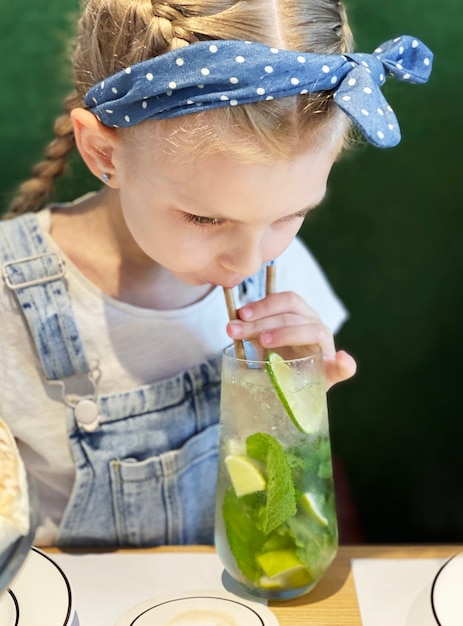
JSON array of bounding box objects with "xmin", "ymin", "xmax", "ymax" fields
[
  {"xmin": 124, "ymin": 210, "xmax": 216, "ymax": 269},
  {"xmin": 265, "ymin": 221, "xmax": 304, "ymax": 260}
]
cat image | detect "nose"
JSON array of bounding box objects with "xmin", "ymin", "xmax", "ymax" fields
[{"xmin": 219, "ymin": 231, "xmax": 265, "ymax": 278}]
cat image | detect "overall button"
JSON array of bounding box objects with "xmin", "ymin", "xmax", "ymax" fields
[{"xmin": 75, "ymin": 399, "xmax": 100, "ymax": 432}]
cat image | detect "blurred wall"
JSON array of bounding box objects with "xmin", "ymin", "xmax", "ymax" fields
[
  {"xmin": 1, "ymin": 0, "xmax": 461, "ymax": 542},
  {"xmin": 304, "ymin": 0, "xmax": 463, "ymax": 542}
]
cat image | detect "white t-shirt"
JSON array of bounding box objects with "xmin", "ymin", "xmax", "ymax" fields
[{"xmin": 0, "ymin": 207, "xmax": 348, "ymax": 545}]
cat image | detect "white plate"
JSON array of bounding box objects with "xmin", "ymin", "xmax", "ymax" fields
[
  {"xmin": 0, "ymin": 589, "xmax": 19, "ymax": 625},
  {"xmin": 431, "ymin": 551, "xmax": 463, "ymax": 625},
  {"xmin": 0, "ymin": 547, "xmax": 76, "ymax": 626},
  {"xmin": 114, "ymin": 590, "xmax": 280, "ymax": 626}
]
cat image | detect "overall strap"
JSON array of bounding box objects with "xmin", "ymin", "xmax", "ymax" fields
[
  {"xmin": 0, "ymin": 213, "xmax": 90, "ymax": 380},
  {"xmin": 238, "ymin": 263, "xmax": 269, "ymax": 304}
]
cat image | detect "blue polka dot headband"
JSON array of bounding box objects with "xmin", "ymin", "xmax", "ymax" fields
[{"xmin": 85, "ymin": 35, "xmax": 433, "ymax": 148}]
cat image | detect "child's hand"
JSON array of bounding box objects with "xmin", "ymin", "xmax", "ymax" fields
[{"xmin": 226, "ymin": 291, "xmax": 356, "ymax": 390}]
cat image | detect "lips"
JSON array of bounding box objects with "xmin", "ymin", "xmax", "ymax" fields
[
  {"xmin": 209, "ymin": 278, "xmax": 244, "ymax": 289},
  {"xmin": 182, "ymin": 269, "xmax": 245, "ymax": 289},
  {"xmin": 204, "ymin": 271, "xmax": 246, "ymax": 288}
]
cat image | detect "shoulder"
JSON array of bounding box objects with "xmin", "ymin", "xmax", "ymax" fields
[
  {"xmin": 0, "ymin": 210, "xmax": 49, "ymax": 242},
  {"xmin": 275, "ymin": 237, "xmax": 349, "ymax": 333}
]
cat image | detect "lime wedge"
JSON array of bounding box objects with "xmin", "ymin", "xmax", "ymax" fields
[
  {"xmin": 224, "ymin": 455, "xmax": 266, "ymax": 497},
  {"xmin": 299, "ymin": 492, "xmax": 329, "ymax": 526},
  {"xmin": 259, "ymin": 566, "xmax": 313, "ymax": 590},
  {"xmin": 257, "ymin": 549, "xmax": 302, "ymax": 576},
  {"xmin": 257, "ymin": 550, "xmax": 312, "ymax": 589},
  {"xmin": 266, "ymin": 351, "xmax": 326, "ymax": 433}
]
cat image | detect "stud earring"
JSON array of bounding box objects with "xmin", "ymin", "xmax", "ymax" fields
[{"xmin": 101, "ymin": 172, "xmax": 110, "ymax": 184}]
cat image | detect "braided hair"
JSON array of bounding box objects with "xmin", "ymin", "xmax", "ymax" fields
[{"xmin": 6, "ymin": 0, "xmax": 353, "ymax": 217}]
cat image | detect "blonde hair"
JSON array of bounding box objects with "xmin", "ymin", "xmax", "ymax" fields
[{"xmin": 7, "ymin": 0, "xmax": 353, "ymax": 216}]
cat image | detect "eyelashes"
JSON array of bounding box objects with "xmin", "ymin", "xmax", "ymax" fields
[
  {"xmin": 290, "ymin": 211, "xmax": 309, "ymax": 221},
  {"xmin": 181, "ymin": 211, "xmax": 309, "ymax": 230},
  {"xmin": 181, "ymin": 213, "xmax": 223, "ymax": 228}
]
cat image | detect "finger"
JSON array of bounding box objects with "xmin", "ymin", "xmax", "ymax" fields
[
  {"xmin": 238, "ymin": 291, "xmax": 320, "ymax": 323},
  {"xmin": 324, "ymin": 351, "xmax": 357, "ymax": 390},
  {"xmin": 259, "ymin": 322, "xmax": 337, "ymax": 360},
  {"xmin": 228, "ymin": 311, "xmax": 310, "ymax": 340}
]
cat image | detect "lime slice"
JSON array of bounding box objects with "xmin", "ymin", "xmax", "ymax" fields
[
  {"xmin": 266, "ymin": 351, "xmax": 326, "ymax": 433},
  {"xmin": 257, "ymin": 549, "xmax": 302, "ymax": 576},
  {"xmin": 259, "ymin": 566, "xmax": 313, "ymax": 590},
  {"xmin": 257, "ymin": 550, "xmax": 312, "ymax": 589},
  {"xmin": 224, "ymin": 455, "xmax": 266, "ymax": 497},
  {"xmin": 299, "ymin": 492, "xmax": 329, "ymax": 526}
]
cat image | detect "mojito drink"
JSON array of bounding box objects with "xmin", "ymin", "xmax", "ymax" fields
[{"xmin": 215, "ymin": 345, "xmax": 338, "ymax": 600}]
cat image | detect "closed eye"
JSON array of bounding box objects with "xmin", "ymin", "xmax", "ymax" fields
[
  {"xmin": 182, "ymin": 213, "xmax": 224, "ymax": 228},
  {"xmin": 278, "ymin": 210, "xmax": 309, "ymax": 223},
  {"xmin": 182, "ymin": 206, "xmax": 313, "ymax": 229}
]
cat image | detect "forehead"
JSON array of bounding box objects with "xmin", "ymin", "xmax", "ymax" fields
[
  {"xmin": 121, "ymin": 106, "xmax": 347, "ymax": 165},
  {"xmin": 134, "ymin": 132, "xmax": 337, "ymax": 221}
]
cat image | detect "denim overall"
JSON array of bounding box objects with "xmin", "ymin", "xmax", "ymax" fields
[{"xmin": 0, "ymin": 213, "xmax": 267, "ymax": 547}]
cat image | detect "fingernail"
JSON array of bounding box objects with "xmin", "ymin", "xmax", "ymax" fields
[
  {"xmin": 239, "ymin": 306, "xmax": 253, "ymax": 320},
  {"xmin": 228, "ymin": 323, "xmax": 243, "ymax": 338},
  {"xmin": 261, "ymin": 332, "xmax": 273, "ymax": 346}
]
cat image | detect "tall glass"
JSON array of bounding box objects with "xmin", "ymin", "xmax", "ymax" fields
[{"xmin": 214, "ymin": 343, "xmax": 338, "ymax": 601}]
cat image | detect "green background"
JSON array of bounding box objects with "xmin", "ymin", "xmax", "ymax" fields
[{"xmin": 1, "ymin": 1, "xmax": 461, "ymax": 542}]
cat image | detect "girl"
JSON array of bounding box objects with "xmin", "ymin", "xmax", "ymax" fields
[{"xmin": 0, "ymin": 0, "xmax": 431, "ymax": 547}]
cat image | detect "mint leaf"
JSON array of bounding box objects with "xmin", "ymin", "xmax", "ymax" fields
[
  {"xmin": 287, "ymin": 514, "xmax": 337, "ymax": 579},
  {"xmin": 222, "ymin": 488, "xmax": 266, "ymax": 581},
  {"xmin": 246, "ymin": 433, "xmax": 297, "ymax": 534}
]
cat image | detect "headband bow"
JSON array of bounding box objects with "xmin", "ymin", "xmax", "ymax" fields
[{"xmin": 85, "ymin": 35, "xmax": 433, "ymax": 148}]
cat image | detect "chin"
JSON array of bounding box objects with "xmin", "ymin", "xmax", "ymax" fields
[
  {"xmin": 216, "ymin": 278, "xmax": 245, "ymax": 289},
  {"xmin": 173, "ymin": 272, "xmax": 210, "ymax": 287}
]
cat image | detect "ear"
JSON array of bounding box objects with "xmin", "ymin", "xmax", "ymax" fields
[{"xmin": 71, "ymin": 108, "xmax": 120, "ymax": 187}]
